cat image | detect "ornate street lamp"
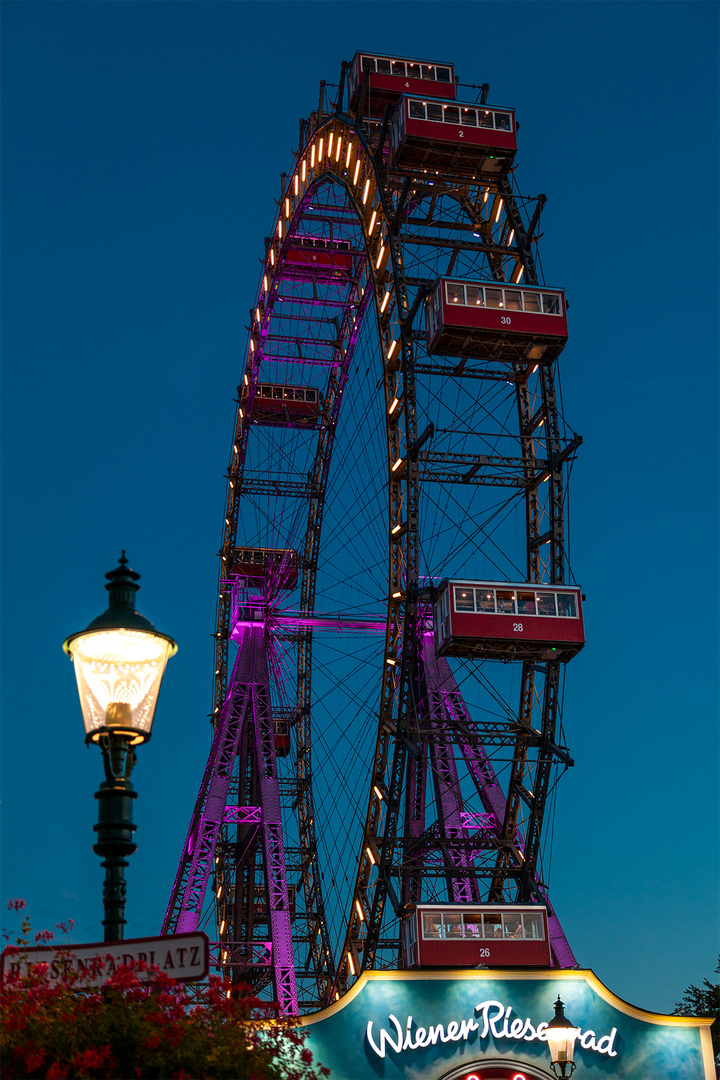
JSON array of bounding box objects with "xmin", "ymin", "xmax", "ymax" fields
[
  {"xmin": 545, "ymin": 996, "xmax": 580, "ymax": 1077},
  {"xmin": 63, "ymin": 553, "xmax": 177, "ymax": 942}
]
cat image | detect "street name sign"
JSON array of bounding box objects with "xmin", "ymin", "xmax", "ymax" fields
[{"xmin": 1, "ymin": 931, "xmax": 208, "ymax": 987}]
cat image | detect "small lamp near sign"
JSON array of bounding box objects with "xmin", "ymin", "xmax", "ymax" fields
[
  {"xmin": 545, "ymin": 996, "xmax": 580, "ymax": 1077},
  {"xmin": 63, "ymin": 553, "xmax": 177, "ymax": 943}
]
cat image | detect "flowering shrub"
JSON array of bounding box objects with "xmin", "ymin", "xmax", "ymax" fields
[{"xmin": 1, "ymin": 901, "xmax": 330, "ymax": 1079}]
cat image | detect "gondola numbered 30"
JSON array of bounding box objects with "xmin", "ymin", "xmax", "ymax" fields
[
  {"xmin": 401, "ymin": 904, "xmax": 551, "ymax": 969},
  {"xmin": 434, "ymin": 579, "xmax": 585, "ymax": 661},
  {"xmin": 427, "ymin": 278, "xmax": 568, "ymax": 363}
]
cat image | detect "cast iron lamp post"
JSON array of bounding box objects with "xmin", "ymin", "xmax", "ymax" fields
[
  {"xmin": 63, "ymin": 553, "xmax": 177, "ymax": 942},
  {"xmin": 545, "ymin": 995, "xmax": 580, "ymax": 1077}
]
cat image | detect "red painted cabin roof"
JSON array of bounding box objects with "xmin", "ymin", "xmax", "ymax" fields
[
  {"xmin": 390, "ymin": 96, "xmax": 516, "ymax": 178},
  {"xmin": 348, "ymin": 52, "xmax": 456, "ymax": 118},
  {"xmin": 402, "ymin": 904, "xmax": 552, "ymax": 969},
  {"xmin": 435, "ymin": 580, "xmax": 584, "ymax": 661}
]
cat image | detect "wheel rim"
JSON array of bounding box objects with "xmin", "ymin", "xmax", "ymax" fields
[{"xmin": 165, "ymin": 73, "xmax": 581, "ymax": 1014}]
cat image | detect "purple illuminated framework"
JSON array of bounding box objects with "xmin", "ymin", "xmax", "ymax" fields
[
  {"xmin": 418, "ymin": 632, "xmax": 575, "ymax": 968},
  {"xmin": 162, "ymin": 625, "xmax": 297, "ymax": 1014},
  {"xmin": 165, "ymin": 613, "xmax": 573, "ymax": 1010},
  {"xmin": 208, "ymin": 941, "xmax": 272, "ymax": 969}
]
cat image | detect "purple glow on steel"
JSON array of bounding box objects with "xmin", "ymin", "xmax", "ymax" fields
[
  {"xmin": 424, "ymin": 638, "xmax": 577, "ymax": 967},
  {"xmin": 162, "ymin": 625, "xmax": 299, "ymax": 1012},
  {"xmin": 223, "ymin": 805, "xmax": 261, "ymax": 824},
  {"xmin": 242, "ymin": 624, "xmax": 298, "ymax": 1014},
  {"xmin": 403, "ymin": 738, "xmax": 428, "ymax": 907},
  {"xmin": 459, "ymin": 811, "xmax": 497, "ymax": 831},
  {"xmin": 422, "ymin": 635, "xmax": 480, "ymax": 904},
  {"xmin": 229, "ymin": 607, "xmax": 387, "ymax": 642},
  {"xmin": 208, "ymin": 940, "xmax": 272, "ymax": 968},
  {"xmin": 275, "ymin": 614, "xmax": 386, "ymax": 632},
  {"xmin": 163, "ymin": 666, "xmax": 252, "ymax": 936}
]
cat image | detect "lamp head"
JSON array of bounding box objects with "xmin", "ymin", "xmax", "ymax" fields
[
  {"xmin": 546, "ymin": 996, "xmax": 579, "ymax": 1078},
  {"xmin": 63, "ymin": 553, "xmax": 177, "ymax": 745}
]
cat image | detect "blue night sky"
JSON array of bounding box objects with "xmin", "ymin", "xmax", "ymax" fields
[{"xmin": 2, "ymin": 0, "xmax": 718, "ymax": 1019}]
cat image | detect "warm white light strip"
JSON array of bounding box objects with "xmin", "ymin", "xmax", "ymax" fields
[
  {"xmin": 355, "ymin": 899, "xmax": 365, "ymax": 922},
  {"xmin": 311, "ymin": 144, "xmax": 316, "ymax": 168},
  {"xmin": 362, "ymin": 178, "xmax": 370, "ymax": 204},
  {"xmin": 495, "ymin": 199, "xmax": 503, "ymax": 223},
  {"xmin": 376, "ymin": 244, "xmax": 385, "ymax": 269},
  {"xmin": 346, "ymin": 142, "xmax": 352, "ymax": 167},
  {"xmin": 353, "ymin": 159, "xmax": 361, "ymax": 185},
  {"xmin": 380, "ymin": 290, "xmax": 390, "ymax": 313},
  {"xmin": 327, "ymin": 132, "xmax": 333, "ymax": 157},
  {"xmin": 392, "ymin": 457, "xmax": 403, "ymax": 471},
  {"xmin": 348, "ymin": 954, "xmax": 355, "ymax": 976},
  {"xmin": 366, "ymin": 846, "xmax": 375, "ymax": 865},
  {"xmin": 369, "ymin": 209, "xmax": 377, "ymax": 234},
  {"xmin": 301, "ymin": 159, "xmax": 307, "ymax": 182},
  {"xmin": 373, "ymin": 785, "xmax": 384, "ymax": 800}
]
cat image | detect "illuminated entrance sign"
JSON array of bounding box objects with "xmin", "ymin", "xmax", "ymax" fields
[
  {"xmin": 365, "ymin": 998, "xmax": 617, "ymax": 1061},
  {"xmin": 301, "ymin": 970, "xmax": 715, "ymax": 1079}
]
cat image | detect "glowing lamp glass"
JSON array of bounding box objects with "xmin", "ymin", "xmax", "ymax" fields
[
  {"xmin": 67, "ymin": 628, "xmax": 175, "ymax": 743},
  {"xmin": 547, "ymin": 1026, "xmax": 578, "ymax": 1066},
  {"xmin": 546, "ymin": 997, "xmax": 579, "ymax": 1075}
]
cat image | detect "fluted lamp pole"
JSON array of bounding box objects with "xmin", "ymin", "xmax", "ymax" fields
[
  {"xmin": 546, "ymin": 996, "xmax": 580, "ymax": 1077},
  {"xmin": 63, "ymin": 553, "xmax": 177, "ymax": 942}
]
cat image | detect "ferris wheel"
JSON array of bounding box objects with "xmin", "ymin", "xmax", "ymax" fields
[{"xmin": 162, "ymin": 52, "xmax": 584, "ymax": 1016}]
